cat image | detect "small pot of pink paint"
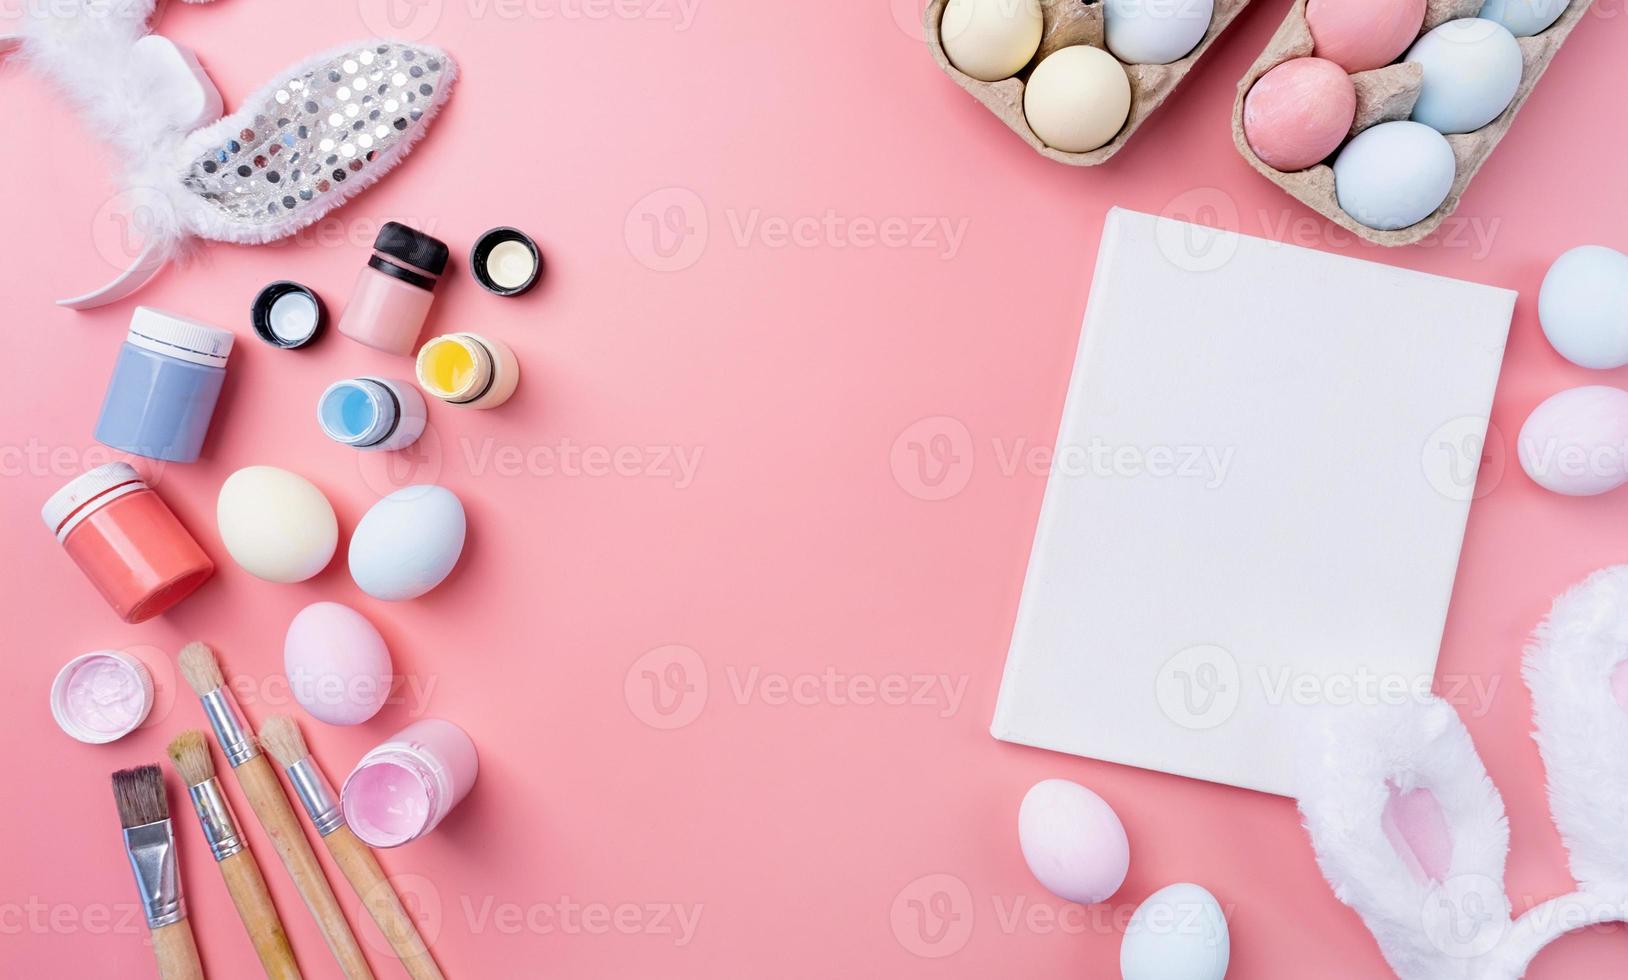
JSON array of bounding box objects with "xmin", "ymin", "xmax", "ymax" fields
[
  {"xmin": 50, "ymin": 650, "xmax": 155, "ymax": 743},
  {"xmin": 342, "ymin": 719, "xmax": 477, "ymax": 847},
  {"xmin": 42, "ymin": 462, "xmax": 214, "ymax": 623}
]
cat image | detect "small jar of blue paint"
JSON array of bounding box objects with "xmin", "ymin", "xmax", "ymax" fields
[
  {"xmin": 316, "ymin": 377, "xmax": 427, "ymax": 452},
  {"xmin": 94, "ymin": 307, "xmax": 234, "ymax": 463}
]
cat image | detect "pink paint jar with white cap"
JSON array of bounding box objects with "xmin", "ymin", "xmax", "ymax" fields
[
  {"xmin": 342, "ymin": 719, "xmax": 477, "ymax": 847},
  {"xmin": 43, "ymin": 462, "xmax": 214, "ymax": 623}
]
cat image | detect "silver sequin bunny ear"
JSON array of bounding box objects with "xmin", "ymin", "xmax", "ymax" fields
[{"xmin": 10, "ymin": 0, "xmax": 454, "ymax": 308}]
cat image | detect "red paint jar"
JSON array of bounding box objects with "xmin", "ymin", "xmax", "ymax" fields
[{"xmin": 42, "ymin": 463, "xmax": 214, "ymax": 623}]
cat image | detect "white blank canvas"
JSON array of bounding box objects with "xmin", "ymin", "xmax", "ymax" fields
[{"xmin": 991, "ymin": 208, "xmax": 1515, "ymax": 796}]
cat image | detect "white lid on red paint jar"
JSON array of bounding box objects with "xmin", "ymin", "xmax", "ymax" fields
[
  {"xmin": 127, "ymin": 307, "xmax": 235, "ymax": 368},
  {"xmin": 41, "ymin": 462, "xmax": 148, "ymax": 541},
  {"xmin": 50, "ymin": 650, "xmax": 155, "ymax": 744}
]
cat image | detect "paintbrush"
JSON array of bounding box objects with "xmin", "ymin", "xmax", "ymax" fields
[
  {"xmin": 178, "ymin": 642, "xmax": 375, "ymax": 980},
  {"xmin": 168, "ymin": 731, "xmax": 302, "ymax": 979},
  {"xmin": 111, "ymin": 765, "xmax": 205, "ymax": 980},
  {"xmin": 260, "ymin": 715, "xmax": 447, "ymax": 980}
]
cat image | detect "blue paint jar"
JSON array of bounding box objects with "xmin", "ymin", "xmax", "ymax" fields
[{"xmin": 95, "ymin": 307, "xmax": 234, "ymax": 463}]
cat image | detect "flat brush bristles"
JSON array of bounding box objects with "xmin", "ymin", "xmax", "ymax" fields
[
  {"xmin": 178, "ymin": 641, "xmax": 224, "ymax": 696},
  {"xmin": 257, "ymin": 715, "xmax": 309, "ymax": 769},
  {"xmin": 112, "ymin": 765, "xmax": 168, "ymax": 828},
  {"xmin": 166, "ymin": 730, "xmax": 215, "ymax": 787}
]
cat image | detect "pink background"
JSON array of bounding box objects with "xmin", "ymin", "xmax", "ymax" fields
[{"xmin": 2, "ymin": 0, "xmax": 1626, "ymax": 975}]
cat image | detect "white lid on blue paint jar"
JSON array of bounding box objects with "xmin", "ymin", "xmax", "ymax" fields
[{"xmin": 127, "ymin": 307, "xmax": 234, "ymax": 368}]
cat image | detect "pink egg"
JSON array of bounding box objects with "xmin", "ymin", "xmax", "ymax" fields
[
  {"xmin": 1517, "ymin": 385, "xmax": 1628, "ymax": 496},
  {"xmin": 1018, "ymin": 779, "xmax": 1129, "ymax": 905},
  {"xmin": 284, "ymin": 601, "xmax": 394, "ymax": 725},
  {"xmin": 1244, "ymin": 57, "xmax": 1357, "ymax": 172},
  {"xmin": 1306, "ymin": 0, "xmax": 1426, "ymax": 73}
]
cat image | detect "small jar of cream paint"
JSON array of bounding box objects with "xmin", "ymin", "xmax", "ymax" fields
[
  {"xmin": 43, "ymin": 463, "xmax": 214, "ymax": 623},
  {"xmin": 337, "ymin": 222, "xmax": 450, "ymax": 356},
  {"xmin": 316, "ymin": 377, "xmax": 427, "ymax": 452},
  {"xmin": 50, "ymin": 649, "xmax": 155, "ymax": 743},
  {"xmin": 342, "ymin": 719, "xmax": 478, "ymax": 848},
  {"xmin": 95, "ymin": 307, "xmax": 233, "ymax": 463},
  {"xmin": 415, "ymin": 333, "xmax": 520, "ymax": 410}
]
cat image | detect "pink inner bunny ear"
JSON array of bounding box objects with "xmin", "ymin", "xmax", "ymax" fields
[
  {"xmin": 172, "ymin": 40, "xmax": 455, "ymax": 246},
  {"xmin": 1381, "ymin": 785, "xmax": 1453, "ymax": 884}
]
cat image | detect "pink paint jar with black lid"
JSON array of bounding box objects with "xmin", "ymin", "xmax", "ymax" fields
[
  {"xmin": 43, "ymin": 462, "xmax": 214, "ymax": 623},
  {"xmin": 337, "ymin": 222, "xmax": 450, "ymax": 356}
]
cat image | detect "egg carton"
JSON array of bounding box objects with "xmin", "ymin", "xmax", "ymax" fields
[
  {"xmin": 925, "ymin": 0, "xmax": 1255, "ymax": 165},
  {"xmin": 1231, "ymin": 0, "xmax": 1593, "ymax": 246}
]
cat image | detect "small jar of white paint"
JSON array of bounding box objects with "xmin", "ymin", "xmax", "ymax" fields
[{"xmin": 316, "ymin": 377, "xmax": 427, "ymax": 452}]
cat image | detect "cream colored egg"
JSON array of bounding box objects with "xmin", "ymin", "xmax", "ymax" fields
[
  {"xmin": 941, "ymin": 0, "xmax": 1044, "ymax": 82},
  {"xmin": 1023, "ymin": 46, "xmax": 1132, "ymax": 153},
  {"xmin": 217, "ymin": 465, "xmax": 338, "ymax": 583}
]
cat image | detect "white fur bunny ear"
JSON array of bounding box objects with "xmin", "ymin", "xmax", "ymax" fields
[
  {"xmin": 1524, "ymin": 565, "xmax": 1628, "ymax": 890},
  {"xmin": 1297, "ymin": 697, "xmax": 1511, "ymax": 979}
]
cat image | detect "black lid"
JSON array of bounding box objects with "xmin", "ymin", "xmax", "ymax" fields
[
  {"xmin": 250, "ymin": 281, "xmax": 326, "ymax": 349},
  {"xmin": 469, "ymin": 226, "xmax": 543, "ymax": 297},
  {"xmin": 373, "ymin": 221, "xmax": 449, "ymax": 277}
]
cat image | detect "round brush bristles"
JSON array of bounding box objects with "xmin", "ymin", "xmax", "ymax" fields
[
  {"xmin": 178, "ymin": 641, "xmax": 224, "ymax": 696},
  {"xmin": 166, "ymin": 730, "xmax": 216, "ymax": 787},
  {"xmin": 257, "ymin": 715, "xmax": 309, "ymax": 769}
]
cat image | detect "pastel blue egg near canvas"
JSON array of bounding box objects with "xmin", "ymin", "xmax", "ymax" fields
[
  {"xmin": 1406, "ymin": 18, "xmax": 1524, "ymax": 134},
  {"xmin": 1479, "ymin": 0, "xmax": 1571, "ymax": 36},
  {"xmin": 1333, "ymin": 121, "xmax": 1456, "ymax": 231}
]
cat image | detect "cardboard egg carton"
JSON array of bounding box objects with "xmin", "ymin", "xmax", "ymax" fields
[
  {"xmin": 925, "ymin": 0, "xmax": 1254, "ymax": 165},
  {"xmin": 1231, "ymin": 0, "xmax": 1593, "ymax": 246}
]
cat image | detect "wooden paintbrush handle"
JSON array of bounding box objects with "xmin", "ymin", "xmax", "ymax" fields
[
  {"xmin": 151, "ymin": 919, "xmax": 205, "ymax": 980},
  {"xmin": 218, "ymin": 849, "xmax": 302, "ymax": 979},
  {"xmin": 235, "ymin": 755, "xmax": 375, "ymax": 980},
  {"xmin": 325, "ymin": 825, "xmax": 447, "ymax": 980}
]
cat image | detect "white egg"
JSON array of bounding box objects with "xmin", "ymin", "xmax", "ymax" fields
[
  {"xmin": 1120, "ymin": 883, "xmax": 1230, "ymax": 980},
  {"xmin": 1018, "ymin": 779, "xmax": 1131, "ymax": 905},
  {"xmin": 1479, "ymin": 0, "xmax": 1568, "ymax": 37},
  {"xmin": 217, "ymin": 466, "xmax": 337, "ymax": 583},
  {"xmin": 1517, "ymin": 386, "xmax": 1628, "ymax": 496},
  {"xmin": 1105, "ymin": 0, "xmax": 1215, "ymax": 65},
  {"xmin": 1406, "ymin": 19, "xmax": 1523, "ymax": 134},
  {"xmin": 1023, "ymin": 45, "xmax": 1132, "ymax": 153},
  {"xmin": 1334, "ymin": 121, "xmax": 1456, "ymax": 231},
  {"xmin": 940, "ymin": 0, "xmax": 1044, "ymax": 82},
  {"xmin": 348, "ymin": 485, "xmax": 466, "ymax": 600},
  {"xmin": 1539, "ymin": 246, "xmax": 1628, "ymax": 369}
]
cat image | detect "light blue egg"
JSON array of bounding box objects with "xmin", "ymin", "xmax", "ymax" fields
[
  {"xmin": 1334, "ymin": 121, "xmax": 1456, "ymax": 231},
  {"xmin": 348, "ymin": 485, "xmax": 467, "ymax": 601},
  {"xmin": 1479, "ymin": 0, "xmax": 1569, "ymax": 36},
  {"xmin": 1407, "ymin": 19, "xmax": 1523, "ymax": 134},
  {"xmin": 1539, "ymin": 246, "xmax": 1628, "ymax": 369}
]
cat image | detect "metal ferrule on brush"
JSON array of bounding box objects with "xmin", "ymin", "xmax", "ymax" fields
[
  {"xmin": 122, "ymin": 820, "xmax": 186, "ymax": 928},
  {"xmin": 187, "ymin": 778, "xmax": 245, "ymax": 861},
  {"xmin": 285, "ymin": 758, "xmax": 345, "ymax": 836},
  {"xmin": 200, "ymin": 685, "xmax": 258, "ymax": 766}
]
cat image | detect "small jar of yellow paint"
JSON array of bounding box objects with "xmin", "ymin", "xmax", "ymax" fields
[{"xmin": 415, "ymin": 332, "xmax": 519, "ymax": 410}]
